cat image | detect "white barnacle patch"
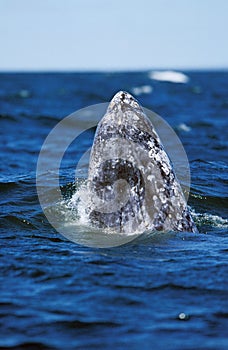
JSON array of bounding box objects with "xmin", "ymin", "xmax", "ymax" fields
[
  {"xmin": 147, "ymin": 175, "xmax": 155, "ymax": 182},
  {"xmin": 161, "ymin": 162, "xmax": 170, "ymax": 176},
  {"xmin": 118, "ymin": 120, "xmax": 121, "ymax": 126},
  {"xmin": 132, "ymin": 115, "xmax": 139, "ymax": 122},
  {"xmin": 131, "ymin": 100, "xmax": 140, "ymax": 109},
  {"xmin": 129, "ymin": 156, "xmax": 134, "ymax": 163},
  {"xmin": 176, "ymin": 213, "xmax": 182, "ymax": 220},
  {"xmin": 148, "ymin": 148, "xmax": 155, "ymax": 158},
  {"xmin": 158, "ymin": 189, "xmax": 167, "ymax": 204},
  {"xmin": 147, "ymin": 140, "xmax": 154, "ymax": 149},
  {"xmin": 154, "ymin": 152, "xmax": 161, "ymax": 162}
]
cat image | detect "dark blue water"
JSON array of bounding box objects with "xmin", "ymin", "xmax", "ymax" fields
[{"xmin": 0, "ymin": 71, "xmax": 227, "ymax": 349}]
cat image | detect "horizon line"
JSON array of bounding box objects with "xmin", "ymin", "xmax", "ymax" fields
[{"xmin": 0, "ymin": 67, "xmax": 228, "ymax": 74}]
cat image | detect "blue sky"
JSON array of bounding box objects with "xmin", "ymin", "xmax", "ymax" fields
[{"xmin": 0, "ymin": 0, "xmax": 227, "ymax": 71}]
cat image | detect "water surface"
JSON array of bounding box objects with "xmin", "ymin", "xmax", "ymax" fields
[{"xmin": 0, "ymin": 71, "xmax": 227, "ymax": 349}]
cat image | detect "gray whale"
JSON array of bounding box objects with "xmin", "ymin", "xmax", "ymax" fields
[{"xmin": 87, "ymin": 91, "xmax": 197, "ymax": 234}]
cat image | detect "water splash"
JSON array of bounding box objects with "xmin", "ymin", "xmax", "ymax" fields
[{"xmin": 191, "ymin": 210, "xmax": 228, "ymax": 229}]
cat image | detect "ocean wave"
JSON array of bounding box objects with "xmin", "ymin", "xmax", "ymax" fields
[
  {"xmin": 191, "ymin": 211, "xmax": 228, "ymax": 228},
  {"xmin": 131, "ymin": 85, "xmax": 153, "ymax": 96},
  {"xmin": 0, "ymin": 342, "xmax": 53, "ymax": 350},
  {"xmin": 149, "ymin": 70, "xmax": 189, "ymax": 83},
  {"xmin": 0, "ymin": 114, "xmax": 18, "ymax": 122}
]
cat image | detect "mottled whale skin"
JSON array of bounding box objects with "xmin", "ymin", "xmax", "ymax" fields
[{"xmin": 87, "ymin": 91, "xmax": 197, "ymax": 234}]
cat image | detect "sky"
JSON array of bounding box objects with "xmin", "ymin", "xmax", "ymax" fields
[{"xmin": 0, "ymin": 0, "xmax": 227, "ymax": 71}]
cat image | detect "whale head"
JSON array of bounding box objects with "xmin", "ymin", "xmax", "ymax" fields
[{"xmin": 87, "ymin": 91, "xmax": 197, "ymax": 234}]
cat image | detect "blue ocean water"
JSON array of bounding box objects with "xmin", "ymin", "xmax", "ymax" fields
[{"xmin": 0, "ymin": 71, "xmax": 228, "ymax": 349}]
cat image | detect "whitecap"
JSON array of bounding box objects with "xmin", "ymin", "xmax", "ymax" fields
[
  {"xmin": 191, "ymin": 210, "xmax": 228, "ymax": 228},
  {"xmin": 18, "ymin": 89, "xmax": 31, "ymax": 98},
  {"xmin": 131, "ymin": 85, "xmax": 153, "ymax": 96},
  {"xmin": 177, "ymin": 123, "xmax": 192, "ymax": 132},
  {"xmin": 149, "ymin": 70, "xmax": 189, "ymax": 84}
]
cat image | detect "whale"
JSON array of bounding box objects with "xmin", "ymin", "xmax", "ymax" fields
[{"xmin": 87, "ymin": 91, "xmax": 197, "ymax": 234}]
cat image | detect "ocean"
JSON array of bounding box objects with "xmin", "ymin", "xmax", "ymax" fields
[{"xmin": 0, "ymin": 71, "xmax": 227, "ymax": 349}]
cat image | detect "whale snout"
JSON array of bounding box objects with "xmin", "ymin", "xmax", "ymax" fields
[
  {"xmin": 108, "ymin": 91, "xmax": 142, "ymax": 112},
  {"xmin": 112, "ymin": 91, "xmax": 135, "ymax": 101}
]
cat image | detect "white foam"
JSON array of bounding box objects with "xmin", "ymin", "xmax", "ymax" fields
[
  {"xmin": 69, "ymin": 182, "xmax": 91, "ymax": 226},
  {"xmin": 132, "ymin": 85, "xmax": 153, "ymax": 96},
  {"xmin": 18, "ymin": 89, "xmax": 31, "ymax": 98},
  {"xmin": 191, "ymin": 210, "xmax": 228, "ymax": 228},
  {"xmin": 177, "ymin": 123, "xmax": 192, "ymax": 132},
  {"xmin": 149, "ymin": 71, "xmax": 189, "ymax": 84}
]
